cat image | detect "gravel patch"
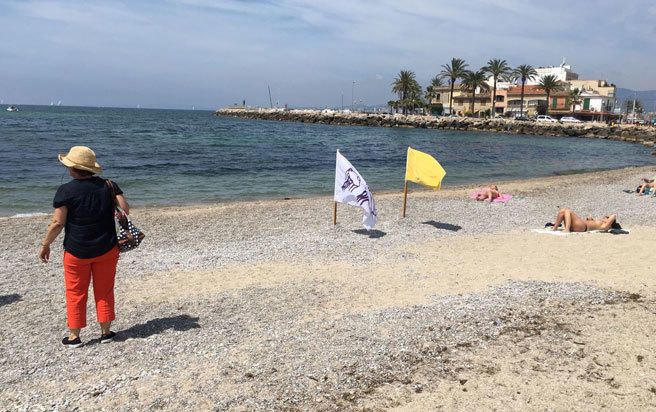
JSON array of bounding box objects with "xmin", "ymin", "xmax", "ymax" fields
[
  {"xmin": 0, "ymin": 279, "xmax": 631, "ymax": 410},
  {"xmin": 0, "ymin": 167, "xmax": 654, "ymax": 410},
  {"xmin": 2, "ymin": 167, "xmax": 656, "ymax": 282}
]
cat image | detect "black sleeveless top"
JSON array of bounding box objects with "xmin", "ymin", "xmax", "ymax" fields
[{"xmin": 53, "ymin": 177, "xmax": 123, "ymax": 259}]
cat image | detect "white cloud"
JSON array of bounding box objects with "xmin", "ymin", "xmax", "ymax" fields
[
  {"xmin": 10, "ymin": 0, "xmax": 148, "ymax": 26},
  {"xmin": 1, "ymin": 0, "xmax": 654, "ymax": 108}
]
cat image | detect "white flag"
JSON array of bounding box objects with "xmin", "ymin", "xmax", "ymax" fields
[{"xmin": 334, "ymin": 150, "xmax": 377, "ymax": 230}]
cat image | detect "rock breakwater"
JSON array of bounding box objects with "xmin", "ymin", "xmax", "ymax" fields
[{"xmin": 216, "ymin": 107, "xmax": 656, "ymax": 152}]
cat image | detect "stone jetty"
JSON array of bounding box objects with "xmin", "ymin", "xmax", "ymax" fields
[{"xmin": 216, "ymin": 107, "xmax": 656, "ymax": 153}]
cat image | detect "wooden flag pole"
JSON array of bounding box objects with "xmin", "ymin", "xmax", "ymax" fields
[
  {"xmin": 333, "ymin": 201, "xmax": 337, "ymax": 225},
  {"xmin": 402, "ymin": 181, "xmax": 408, "ymax": 217}
]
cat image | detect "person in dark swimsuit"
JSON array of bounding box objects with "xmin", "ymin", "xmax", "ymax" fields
[{"xmin": 552, "ymin": 208, "xmax": 617, "ymax": 233}]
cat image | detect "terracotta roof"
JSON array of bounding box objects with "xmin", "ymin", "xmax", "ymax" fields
[
  {"xmin": 506, "ymin": 85, "xmax": 572, "ymax": 97},
  {"xmin": 507, "ymin": 85, "xmax": 546, "ymax": 96}
]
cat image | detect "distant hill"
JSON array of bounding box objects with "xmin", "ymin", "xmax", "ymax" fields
[{"xmin": 616, "ymin": 88, "xmax": 656, "ymax": 111}]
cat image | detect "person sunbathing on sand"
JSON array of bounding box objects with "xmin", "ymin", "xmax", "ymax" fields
[
  {"xmin": 637, "ymin": 176, "xmax": 655, "ymax": 195},
  {"xmin": 475, "ymin": 185, "xmax": 500, "ymax": 202},
  {"xmin": 552, "ymin": 208, "xmax": 618, "ymax": 232}
]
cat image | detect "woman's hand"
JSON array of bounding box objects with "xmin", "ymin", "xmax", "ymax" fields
[
  {"xmin": 39, "ymin": 244, "xmax": 51, "ymax": 263},
  {"xmin": 39, "ymin": 206, "xmax": 67, "ymax": 263}
]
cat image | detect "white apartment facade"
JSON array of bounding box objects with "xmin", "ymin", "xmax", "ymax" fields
[
  {"xmin": 528, "ymin": 64, "xmax": 579, "ymax": 85},
  {"xmin": 485, "ymin": 61, "xmax": 579, "ymax": 88}
]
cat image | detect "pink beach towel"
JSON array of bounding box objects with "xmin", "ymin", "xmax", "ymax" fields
[{"xmin": 469, "ymin": 189, "xmax": 513, "ymax": 203}]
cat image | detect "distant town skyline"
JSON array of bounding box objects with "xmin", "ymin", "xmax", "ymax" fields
[{"xmin": 1, "ymin": 0, "xmax": 655, "ymax": 109}]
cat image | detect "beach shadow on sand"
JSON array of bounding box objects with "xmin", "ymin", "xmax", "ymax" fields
[
  {"xmin": 0, "ymin": 294, "xmax": 22, "ymax": 308},
  {"xmin": 422, "ymin": 221, "xmax": 462, "ymax": 232},
  {"xmin": 352, "ymin": 229, "xmax": 387, "ymax": 238},
  {"xmin": 111, "ymin": 314, "xmax": 201, "ymax": 342}
]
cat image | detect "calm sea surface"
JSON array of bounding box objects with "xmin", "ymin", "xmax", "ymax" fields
[{"xmin": 1, "ymin": 105, "xmax": 654, "ymax": 216}]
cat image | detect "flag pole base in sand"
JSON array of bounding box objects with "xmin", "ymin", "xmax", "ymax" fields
[
  {"xmin": 402, "ymin": 181, "xmax": 408, "ymax": 218},
  {"xmin": 333, "ymin": 201, "xmax": 337, "ymax": 225}
]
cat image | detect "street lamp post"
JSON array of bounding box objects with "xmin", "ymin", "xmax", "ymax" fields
[{"xmin": 351, "ymin": 80, "xmax": 356, "ymax": 111}]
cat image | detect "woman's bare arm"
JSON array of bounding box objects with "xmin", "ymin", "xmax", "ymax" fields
[
  {"xmin": 599, "ymin": 214, "xmax": 617, "ymax": 232},
  {"xmin": 116, "ymin": 194, "xmax": 130, "ymax": 215},
  {"xmin": 39, "ymin": 206, "xmax": 68, "ymax": 263}
]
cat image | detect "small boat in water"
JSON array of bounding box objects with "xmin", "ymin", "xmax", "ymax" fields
[{"xmin": 6, "ymin": 105, "xmax": 18, "ymax": 112}]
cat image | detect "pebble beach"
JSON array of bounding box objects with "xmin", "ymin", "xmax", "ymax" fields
[{"xmin": 1, "ymin": 166, "xmax": 656, "ymax": 410}]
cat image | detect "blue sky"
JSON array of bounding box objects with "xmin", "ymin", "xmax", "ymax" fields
[{"xmin": 1, "ymin": 0, "xmax": 655, "ymax": 109}]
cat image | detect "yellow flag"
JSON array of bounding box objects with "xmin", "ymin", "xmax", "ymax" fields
[{"xmin": 405, "ymin": 147, "xmax": 446, "ymax": 189}]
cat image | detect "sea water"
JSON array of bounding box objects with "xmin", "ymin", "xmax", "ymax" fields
[{"xmin": 1, "ymin": 105, "xmax": 654, "ymax": 216}]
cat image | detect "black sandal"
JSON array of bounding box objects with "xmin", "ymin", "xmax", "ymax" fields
[
  {"xmin": 100, "ymin": 331, "xmax": 116, "ymax": 344},
  {"xmin": 62, "ymin": 336, "xmax": 83, "ymax": 348}
]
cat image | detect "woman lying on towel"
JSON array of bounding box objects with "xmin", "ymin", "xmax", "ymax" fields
[
  {"xmin": 552, "ymin": 208, "xmax": 619, "ymax": 232},
  {"xmin": 475, "ymin": 185, "xmax": 500, "ymax": 202},
  {"xmin": 637, "ymin": 176, "xmax": 655, "ymax": 196}
]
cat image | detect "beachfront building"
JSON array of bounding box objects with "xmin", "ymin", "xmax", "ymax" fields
[
  {"xmin": 452, "ymin": 91, "xmax": 493, "ymax": 116},
  {"xmin": 570, "ymin": 90, "xmax": 614, "ymax": 112},
  {"xmin": 428, "ymin": 85, "xmax": 493, "ymax": 116},
  {"xmin": 552, "ymin": 79, "xmax": 617, "ymax": 121},
  {"xmin": 445, "ymin": 61, "xmax": 619, "ymax": 121},
  {"xmin": 529, "ymin": 63, "xmax": 579, "ymax": 85},
  {"xmin": 505, "ymin": 85, "xmax": 569, "ymax": 116},
  {"xmin": 567, "ymin": 90, "xmax": 616, "ymax": 121},
  {"xmin": 568, "ymin": 79, "xmax": 616, "ymax": 98},
  {"xmin": 492, "ymin": 89, "xmax": 508, "ymax": 115},
  {"xmin": 485, "ymin": 62, "xmax": 578, "ymax": 90}
]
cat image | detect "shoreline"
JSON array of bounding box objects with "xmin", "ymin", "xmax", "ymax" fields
[
  {"xmin": 3, "ymin": 165, "xmax": 655, "ymax": 219},
  {"xmin": 216, "ymin": 107, "xmax": 656, "ymax": 149}
]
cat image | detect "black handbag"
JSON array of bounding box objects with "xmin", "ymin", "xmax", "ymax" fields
[{"xmin": 106, "ymin": 180, "xmax": 145, "ymax": 252}]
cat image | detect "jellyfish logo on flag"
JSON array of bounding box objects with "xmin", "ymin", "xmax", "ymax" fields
[{"xmin": 341, "ymin": 168, "xmax": 361, "ymax": 192}]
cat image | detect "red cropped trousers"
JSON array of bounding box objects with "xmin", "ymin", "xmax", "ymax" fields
[{"xmin": 63, "ymin": 246, "xmax": 119, "ymax": 329}]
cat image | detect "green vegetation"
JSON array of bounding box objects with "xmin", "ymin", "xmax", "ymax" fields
[
  {"xmin": 568, "ymin": 88, "xmax": 582, "ymax": 113},
  {"xmin": 623, "ymin": 99, "xmax": 644, "ymax": 114},
  {"xmin": 460, "ymin": 70, "xmax": 490, "ymax": 116},
  {"xmin": 483, "ymin": 59, "xmax": 511, "ymax": 117},
  {"xmin": 513, "ymin": 64, "xmax": 538, "ymax": 117},
  {"xmin": 439, "ymin": 58, "xmax": 468, "ymax": 115},
  {"xmin": 538, "ymin": 74, "xmax": 565, "ymax": 114},
  {"xmin": 424, "ymin": 76, "xmax": 444, "ymax": 115},
  {"xmin": 391, "ymin": 70, "xmax": 422, "ymax": 115}
]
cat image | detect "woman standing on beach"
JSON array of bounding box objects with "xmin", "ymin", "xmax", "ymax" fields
[{"xmin": 39, "ymin": 146, "xmax": 129, "ymax": 348}]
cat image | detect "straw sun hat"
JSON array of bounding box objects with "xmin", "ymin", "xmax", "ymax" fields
[{"xmin": 58, "ymin": 146, "xmax": 102, "ymax": 174}]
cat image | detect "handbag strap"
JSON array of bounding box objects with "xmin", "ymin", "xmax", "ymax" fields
[{"xmin": 105, "ymin": 179, "xmax": 119, "ymax": 207}]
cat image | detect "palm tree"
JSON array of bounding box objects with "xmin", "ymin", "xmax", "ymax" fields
[
  {"xmin": 501, "ymin": 72, "xmax": 517, "ymax": 84},
  {"xmin": 483, "ymin": 59, "xmax": 511, "ymax": 117},
  {"xmin": 513, "ymin": 64, "xmax": 538, "ymax": 117},
  {"xmin": 568, "ymin": 88, "xmax": 582, "ymax": 113},
  {"xmin": 424, "ymin": 76, "xmax": 444, "ymax": 113},
  {"xmin": 538, "ymin": 74, "xmax": 565, "ymax": 115},
  {"xmin": 440, "ymin": 58, "xmax": 468, "ymax": 115},
  {"xmin": 407, "ymin": 84, "xmax": 424, "ymax": 114},
  {"xmin": 460, "ymin": 70, "xmax": 490, "ymax": 117},
  {"xmin": 387, "ymin": 100, "xmax": 398, "ymax": 114},
  {"xmin": 623, "ymin": 99, "xmax": 643, "ymax": 114},
  {"xmin": 391, "ymin": 70, "xmax": 419, "ymax": 115}
]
